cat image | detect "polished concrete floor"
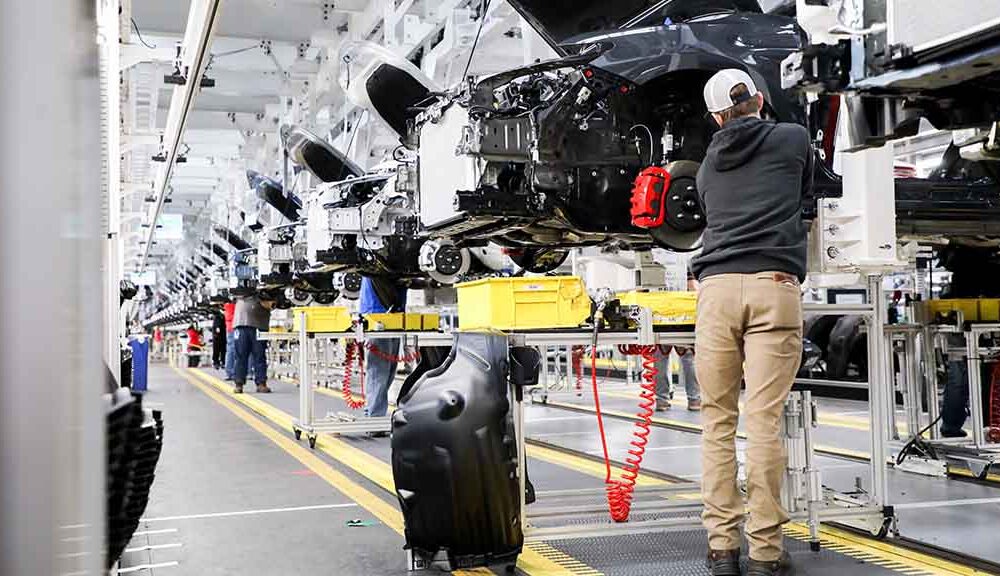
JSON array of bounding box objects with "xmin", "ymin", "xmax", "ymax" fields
[{"xmin": 119, "ymin": 363, "xmax": 1000, "ymax": 575}]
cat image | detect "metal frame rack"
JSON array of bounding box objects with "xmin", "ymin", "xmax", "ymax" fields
[
  {"xmin": 262, "ymin": 278, "xmax": 894, "ymax": 561},
  {"xmin": 886, "ymin": 317, "xmax": 1000, "ymax": 478}
]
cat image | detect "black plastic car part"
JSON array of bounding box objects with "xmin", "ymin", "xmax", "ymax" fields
[{"xmin": 391, "ymin": 333, "xmax": 523, "ymax": 570}]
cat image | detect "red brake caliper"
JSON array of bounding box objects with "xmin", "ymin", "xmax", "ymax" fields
[{"xmin": 630, "ymin": 166, "xmax": 671, "ymax": 229}]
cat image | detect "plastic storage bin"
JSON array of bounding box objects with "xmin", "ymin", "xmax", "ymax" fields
[
  {"xmin": 616, "ymin": 291, "xmax": 697, "ymax": 326},
  {"xmin": 457, "ymin": 276, "xmax": 591, "ymax": 331},
  {"xmin": 291, "ymin": 306, "xmax": 353, "ymax": 333},
  {"xmin": 364, "ymin": 312, "xmax": 440, "ymax": 331}
]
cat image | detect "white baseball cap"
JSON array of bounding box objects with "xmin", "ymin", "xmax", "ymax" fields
[{"xmin": 703, "ymin": 68, "xmax": 759, "ymax": 113}]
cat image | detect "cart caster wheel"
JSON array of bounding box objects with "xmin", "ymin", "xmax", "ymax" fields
[
  {"xmin": 308, "ymin": 436, "xmax": 317, "ymax": 449},
  {"xmin": 294, "ymin": 429, "xmax": 302, "ymax": 441},
  {"xmin": 810, "ymin": 541, "xmax": 821, "ymax": 552},
  {"xmin": 874, "ymin": 517, "xmax": 893, "ymax": 539}
]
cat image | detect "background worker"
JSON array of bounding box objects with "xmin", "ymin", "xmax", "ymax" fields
[
  {"xmin": 211, "ymin": 307, "xmax": 227, "ymax": 370},
  {"xmin": 656, "ymin": 267, "xmax": 702, "ymax": 412},
  {"xmin": 186, "ymin": 324, "xmax": 203, "ymax": 368},
  {"xmin": 360, "ymin": 276, "xmax": 407, "ymax": 418},
  {"xmin": 223, "ymin": 300, "xmax": 236, "ymax": 380},
  {"xmin": 692, "ymin": 69, "xmax": 813, "ymax": 576},
  {"xmin": 231, "ymin": 294, "xmax": 272, "ymax": 394}
]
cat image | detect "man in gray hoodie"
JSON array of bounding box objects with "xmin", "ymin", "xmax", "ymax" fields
[
  {"xmin": 232, "ymin": 294, "xmax": 273, "ymax": 394},
  {"xmin": 692, "ymin": 69, "xmax": 812, "ymax": 576}
]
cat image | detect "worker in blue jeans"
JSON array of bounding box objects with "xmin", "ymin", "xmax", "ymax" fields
[
  {"xmin": 232, "ymin": 295, "xmax": 272, "ymax": 394},
  {"xmin": 360, "ymin": 276, "xmax": 407, "ymax": 418},
  {"xmin": 655, "ymin": 347, "xmax": 702, "ymax": 411}
]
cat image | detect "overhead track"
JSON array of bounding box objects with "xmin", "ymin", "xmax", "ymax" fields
[{"xmin": 138, "ymin": 0, "xmax": 223, "ymax": 272}]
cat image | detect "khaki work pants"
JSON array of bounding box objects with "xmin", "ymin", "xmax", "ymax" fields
[{"xmin": 695, "ymin": 272, "xmax": 803, "ymax": 562}]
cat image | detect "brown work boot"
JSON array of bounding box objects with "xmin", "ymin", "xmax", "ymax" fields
[
  {"xmin": 747, "ymin": 552, "xmax": 795, "ymax": 576},
  {"xmin": 256, "ymin": 384, "xmax": 272, "ymax": 394},
  {"xmin": 655, "ymin": 401, "xmax": 671, "ymax": 412},
  {"xmin": 706, "ymin": 549, "xmax": 741, "ymax": 576},
  {"xmin": 688, "ymin": 399, "xmax": 702, "ymax": 411},
  {"xmin": 233, "ymin": 383, "xmax": 244, "ymax": 394}
]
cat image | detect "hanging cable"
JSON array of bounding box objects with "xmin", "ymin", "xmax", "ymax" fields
[
  {"xmin": 130, "ymin": 17, "xmax": 156, "ymax": 49},
  {"xmin": 462, "ymin": 0, "xmax": 492, "ymax": 80}
]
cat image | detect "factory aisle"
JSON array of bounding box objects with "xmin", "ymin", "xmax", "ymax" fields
[
  {"xmin": 123, "ymin": 360, "xmax": 1000, "ymax": 576},
  {"xmin": 118, "ymin": 365, "xmax": 410, "ymax": 576}
]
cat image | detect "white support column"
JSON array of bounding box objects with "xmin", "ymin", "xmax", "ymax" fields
[
  {"xmin": 101, "ymin": 0, "xmax": 124, "ymax": 378},
  {"xmin": 0, "ymin": 1, "xmax": 104, "ymax": 575}
]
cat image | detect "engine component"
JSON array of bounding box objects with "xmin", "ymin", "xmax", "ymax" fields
[{"xmin": 506, "ymin": 247, "xmax": 569, "ymax": 274}]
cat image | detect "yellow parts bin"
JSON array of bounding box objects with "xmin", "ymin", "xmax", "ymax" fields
[
  {"xmin": 291, "ymin": 306, "xmax": 353, "ymax": 333},
  {"xmin": 364, "ymin": 312, "xmax": 440, "ymax": 331},
  {"xmin": 616, "ymin": 290, "xmax": 697, "ymax": 326},
  {"xmin": 916, "ymin": 298, "xmax": 1000, "ymax": 323},
  {"xmin": 457, "ymin": 276, "xmax": 592, "ymax": 331}
]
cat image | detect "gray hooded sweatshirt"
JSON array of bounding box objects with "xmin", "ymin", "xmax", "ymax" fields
[{"xmin": 690, "ymin": 116, "xmax": 813, "ymax": 282}]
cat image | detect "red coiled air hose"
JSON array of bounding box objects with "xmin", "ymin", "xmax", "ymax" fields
[
  {"xmin": 365, "ymin": 341, "xmax": 422, "ymax": 364},
  {"xmin": 572, "ymin": 345, "xmax": 585, "ymax": 395},
  {"xmin": 590, "ymin": 343, "xmax": 658, "ymax": 522},
  {"xmin": 341, "ymin": 340, "xmax": 366, "ymax": 410}
]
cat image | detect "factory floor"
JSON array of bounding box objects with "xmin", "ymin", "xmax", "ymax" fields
[{"xmin": 118, "ymin": 363, "xmax": 1000, "ymax": 575}]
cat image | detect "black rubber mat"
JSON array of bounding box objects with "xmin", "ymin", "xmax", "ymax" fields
[{"xmin": 545, "ymin": 530, "xmax": 903, "ymax": 576}]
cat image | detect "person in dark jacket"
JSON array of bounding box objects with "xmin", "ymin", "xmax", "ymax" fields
[
  {"xmin": 692, "ymin": 69, "xmax": 812, "ymax": 576},
  {"xmin": 211, "ymin": 309, "xmax": 227, "ymax": 370},
  {"xmin": 231, "ymin": 295, "xmax": 272, "ymax": 394}
]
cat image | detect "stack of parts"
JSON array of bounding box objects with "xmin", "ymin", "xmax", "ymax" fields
[{"xmin": 105, "ymin": 388, "xmax": 165, "ymax": 569}]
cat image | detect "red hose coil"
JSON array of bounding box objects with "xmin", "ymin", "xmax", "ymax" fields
[
  {"xmin": 365, "ymin": 341, "xmax": 422, "ymax": 364},
  {"xmin": 571, "ymin": 346, "xmax": 585, "ymax": 395},
  {"xmin": 341, "ymin": 340, "xmax": 366, "ymax": 410},
  {"xmin": 590, "ymin": 343, "xmax": 658, "ymax": 522}
]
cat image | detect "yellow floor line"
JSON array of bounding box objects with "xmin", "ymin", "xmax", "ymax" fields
[
  {"xmin": 546, "ymin": 400, "xmax": 874, "ymax": 461},
  {"xmin": 174, "ymin": 366, "xmax": 404, "ymax": 532},
  {"xmin": 189, "ymin": 368, "xmax": 599, "ymax": 575},
  {"xmin": 188, "ymin": 367, "xmax": 991, "ymax": 575},
  {"xmin": 525, "ymin": 442, "xmax": 667, "ymax": 488},
  {"xmin": 784, "ymin": 524, "xmax": 996, "ymax": 576},
  {"xmin": 603, "ymin": 389, "xmax": 874, "ymax": 432},
  {"xmin": 269, "ymin": 374, "xmax": 657, "ymax": 488}
]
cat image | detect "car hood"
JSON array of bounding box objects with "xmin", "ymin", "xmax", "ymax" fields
[{"xmin": 507, "ymin": 0, "xmax": 761, "ymax": 51}]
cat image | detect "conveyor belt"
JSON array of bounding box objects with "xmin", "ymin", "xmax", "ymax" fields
[{"xmin": 174, "ymin": 366, "xmax": 999, "ymax": 575}]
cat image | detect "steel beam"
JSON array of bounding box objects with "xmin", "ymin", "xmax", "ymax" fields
[{"xmin": 138, "ymin": 0, "xmax": 223, "ymax": 272}]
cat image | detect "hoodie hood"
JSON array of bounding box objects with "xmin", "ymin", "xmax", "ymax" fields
[{"xmin": 707, "ymin": 116, "xmax": 776, "ymax": 171}]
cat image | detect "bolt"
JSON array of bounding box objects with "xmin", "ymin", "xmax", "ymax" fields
[
  {"xmin": 685, "ymin": 199, "xmax": 696, "ymax": 208},
  {"xmin": 693, "ymin": 214, "xmax": 701, "ymax": 220},
  {"xmin": 672, "ymin": 195, "xmax": 681, "ymax": 201},
  {"xmin": 827, "ymin": 246, "xmax": 840, "ymax": 259},
  {"xmin": 677, "ymin": 213, "xmax": 685, "ymax": 219}
]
